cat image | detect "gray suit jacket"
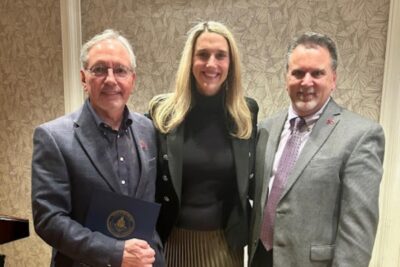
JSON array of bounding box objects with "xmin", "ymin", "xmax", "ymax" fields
[
  {"xmin": 32, "ymin": 101, "xmax": 162, "ymax": 267},
  {"xmin": 249, "ymin": 99, "xmax": 385, "ymax": 267}
]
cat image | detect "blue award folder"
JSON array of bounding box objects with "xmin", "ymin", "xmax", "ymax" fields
[{"xmin": 85, "ymin": 189, "xmax": 160, "ymax": 241}]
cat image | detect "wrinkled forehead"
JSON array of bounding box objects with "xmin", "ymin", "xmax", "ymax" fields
[{"xmin": 87, "ymin": 39, "xmax": 131, "ymax": 66}]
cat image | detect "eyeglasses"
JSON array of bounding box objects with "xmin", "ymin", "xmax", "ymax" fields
[{"xmin": 86, "ymin": 64, "xmax": 134, "ymax": 80}]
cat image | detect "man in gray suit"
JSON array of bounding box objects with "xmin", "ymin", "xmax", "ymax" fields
[
  {"xmin": 32, "ymin": 29, "xmax": 163, "ymax": 267},
  {"xmin": 249, "ymin": 32, "xmax": 385, "ymax": 266}
]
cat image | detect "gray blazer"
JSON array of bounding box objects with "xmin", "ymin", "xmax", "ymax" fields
[
  {"xmin": 249, "ymin": 99, "xmax": 385, "ymax": 266},
  {"xmin": 31, "ymin": 101, "xmax": 162, "ymax": 267}
]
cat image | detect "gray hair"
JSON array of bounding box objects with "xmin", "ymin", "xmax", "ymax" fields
[
  {"xmin": 80, "ymin": 29, "xmax": 136, "ymax": 69},
  {"xmin": 286, "ymin": 32, "xmax": 338, "ymax": 71}
]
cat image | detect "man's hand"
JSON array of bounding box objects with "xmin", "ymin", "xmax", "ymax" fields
[{"xmin": 121, "ymin": 238, "xmax": 155, "ymax": 267}]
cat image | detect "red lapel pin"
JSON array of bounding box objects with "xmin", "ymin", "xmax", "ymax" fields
[
  {"xmin": 326, "ymin": 118, "xmax": 335, "ymax": 125},
  {"xmin": 139, "ymin": 140, "xmax": 147, "ymax": 150}
]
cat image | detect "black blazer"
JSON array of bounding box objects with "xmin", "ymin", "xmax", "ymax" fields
[{"xmin": 152, "ymin": 97, "xmax": 258, "ymax": 249}]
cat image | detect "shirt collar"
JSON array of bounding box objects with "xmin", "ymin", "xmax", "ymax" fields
[
  {"xmin": 85, "ymin": 99, "xmax": 132, "ymax": 132},
  {"xmin": 288, "ymin": 97, "xmax": 331, "ymax": 126}
]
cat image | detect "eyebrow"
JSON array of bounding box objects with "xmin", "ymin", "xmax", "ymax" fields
[
  {"xmin": 291, "ymin": 67, "xmax": 325, "ymax": 72},
  {"xmin": 89, "ymin": 61, "xmax": 130, "ymax": 67},
  {"xmin": 195, "ymin": 48, "xmax": 229, "ymax": 53}
]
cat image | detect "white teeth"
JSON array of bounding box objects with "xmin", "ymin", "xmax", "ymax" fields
[
  {"xmin": 299, "ymin": 87, "xmax": 315, "ymax": 94},
  {"xmin": 103, "ymin": 90, "xmax": 119, "ymax": 95},
  {"xmin": 203, "ymin": 72, "xmax": 218, "ymax": 78}
]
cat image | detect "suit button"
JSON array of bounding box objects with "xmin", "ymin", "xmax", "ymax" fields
[
  {"xmin": 163, "ymin": 196, "xmax": 170, "ymax": 202},
  {"xmin": 163, "ymin": 154, "xmax": 168, "ymax": 160},
  {"xmin": 162, "ymin": 175, "xmax": 168, "ymax": 181},
  {"xmin": 249, "ymin": 173, "xmax": 254, "ymax": 179},
  {"xmin": 249, "ymin": 152, "xmax": 252, "ymax": 157}
]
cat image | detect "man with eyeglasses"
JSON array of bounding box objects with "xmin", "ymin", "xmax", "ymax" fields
[{"xmin": 31, "ymin": 29, "xmax": 164, "ymax": 267}]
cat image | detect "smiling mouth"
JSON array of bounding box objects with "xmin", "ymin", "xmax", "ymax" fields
[
  {"xmin": 202, "ymin": 72, "xmax": 219, "ymax": 79},
  {"xmin": 102, "ymin": 90, "xmax": 120, "ymax": 96},
  {"xmin": 298, "ymin": 87, "xmax": 315, "ymax": 98},
  {"xmin": 297, "ymin": 90, "xmax": 315, "ymax": 98}
]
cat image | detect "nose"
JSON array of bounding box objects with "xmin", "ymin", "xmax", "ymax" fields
[
  {"xmin": 206, "ymin": 55, "xmax": 216, "ymax": 67},
  {"xmin": 301, "ymin": 72, "xmax": 313, "ymax": 87},
  {"xmin": 104, "ymin": 68, "xmax": 118, "ymax": 83}
]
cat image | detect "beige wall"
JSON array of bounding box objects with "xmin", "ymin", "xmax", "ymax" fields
[
  {"xmin": 0, "ymin": 0, "xmax": 393, "ymax": 266},
  {"xmin": 82, "ymin": 0, "xmax": 388, "ymax": 121},
  {"xmin": 0, "ymin": 0, "xmax": 64, "ymax": 266}
]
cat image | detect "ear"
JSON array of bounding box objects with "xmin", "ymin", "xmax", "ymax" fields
[
  {"xmin": 285, "ymin": 71, "xmax": 291, "ymax": 93},
  {"xmin": 331, "ymin": 71, "xmax": 337, "ymax": 92},
  {"xmin": 130, "ymin": 72, "xmax": 137, "ymax": 93},
  {"xmin": 80, "ymin": 70, "xmax": 88, "ymax": 92}
]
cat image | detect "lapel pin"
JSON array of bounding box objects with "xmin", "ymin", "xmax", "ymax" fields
[
  {"xmin": 326, "ymin": 118, "xmax": 335, "ymax": 125},
  {"xmin": 139, "ymin": 140, "xmax": 147, "ymax": 151}
]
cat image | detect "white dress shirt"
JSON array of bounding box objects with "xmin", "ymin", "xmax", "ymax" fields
[{"xmin": 268, "ymin": 98, "xmax": 331, "ymax": 192}]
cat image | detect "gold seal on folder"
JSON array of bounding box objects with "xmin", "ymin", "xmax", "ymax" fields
[{"xmin": 107, "ymin": 210, "xmax": 135, "ymax": 238}]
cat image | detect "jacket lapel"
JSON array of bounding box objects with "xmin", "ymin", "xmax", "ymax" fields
[
  {"xmin": 74, "ymin": 104, "xmax": 121, "ymax": 193},
  {"xmin": 260, "ymin": 112, "xmax": 287, "ymax": 209},
  {"xmin": 254, "ymin": 128, "xmax": 268, "ymax": 213},
  {"xmin": 166, "ymin": 124, "xmax": 184, "ymax": 202},
  {"xmin": 281, "ymin": 99, "xmax": 342, "ymax": 199},
  {"xmin": 129, "ymin": 114, "xmax": 151, "ymax": 198},
  {"xmin": 232, "ymin": 137, "xmax": 249, "ymax": 209}
]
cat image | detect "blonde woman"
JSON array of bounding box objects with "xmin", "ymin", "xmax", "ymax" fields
[{"xmin": 149, "ymin": 21, "xmax": 258, "ymax": 267}]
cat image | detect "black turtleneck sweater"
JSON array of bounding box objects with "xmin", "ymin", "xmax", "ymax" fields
[{"xmin": 177, "ymin": 90, "xmax": 237, "ymax": 230}]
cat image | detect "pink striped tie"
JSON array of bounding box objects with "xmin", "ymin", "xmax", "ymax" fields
[{"xmin": 260, "ymin": 117, "xmax": 306, "ymax": 250}]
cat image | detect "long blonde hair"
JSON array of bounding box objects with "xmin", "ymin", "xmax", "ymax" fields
[{"xmin": 149, "ymin": 21, "xmax": 252, "ymax": 139}]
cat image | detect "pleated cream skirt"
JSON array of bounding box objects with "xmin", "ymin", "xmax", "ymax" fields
[{"xmin": 164, "ymin": 227, "xmax": 243, "ymax": 267}]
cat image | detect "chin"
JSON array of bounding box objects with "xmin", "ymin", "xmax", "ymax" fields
[
  {"xmin": 295, "ymin": 102, "xmax": 317, "ymax": 116},
  {"xmin": 198, "ymin": 88, "xmax": 221, "ymax": 96},
  {"xmin": 204, "ymin": 91, "xmax": 220, "ymax": 96}
]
